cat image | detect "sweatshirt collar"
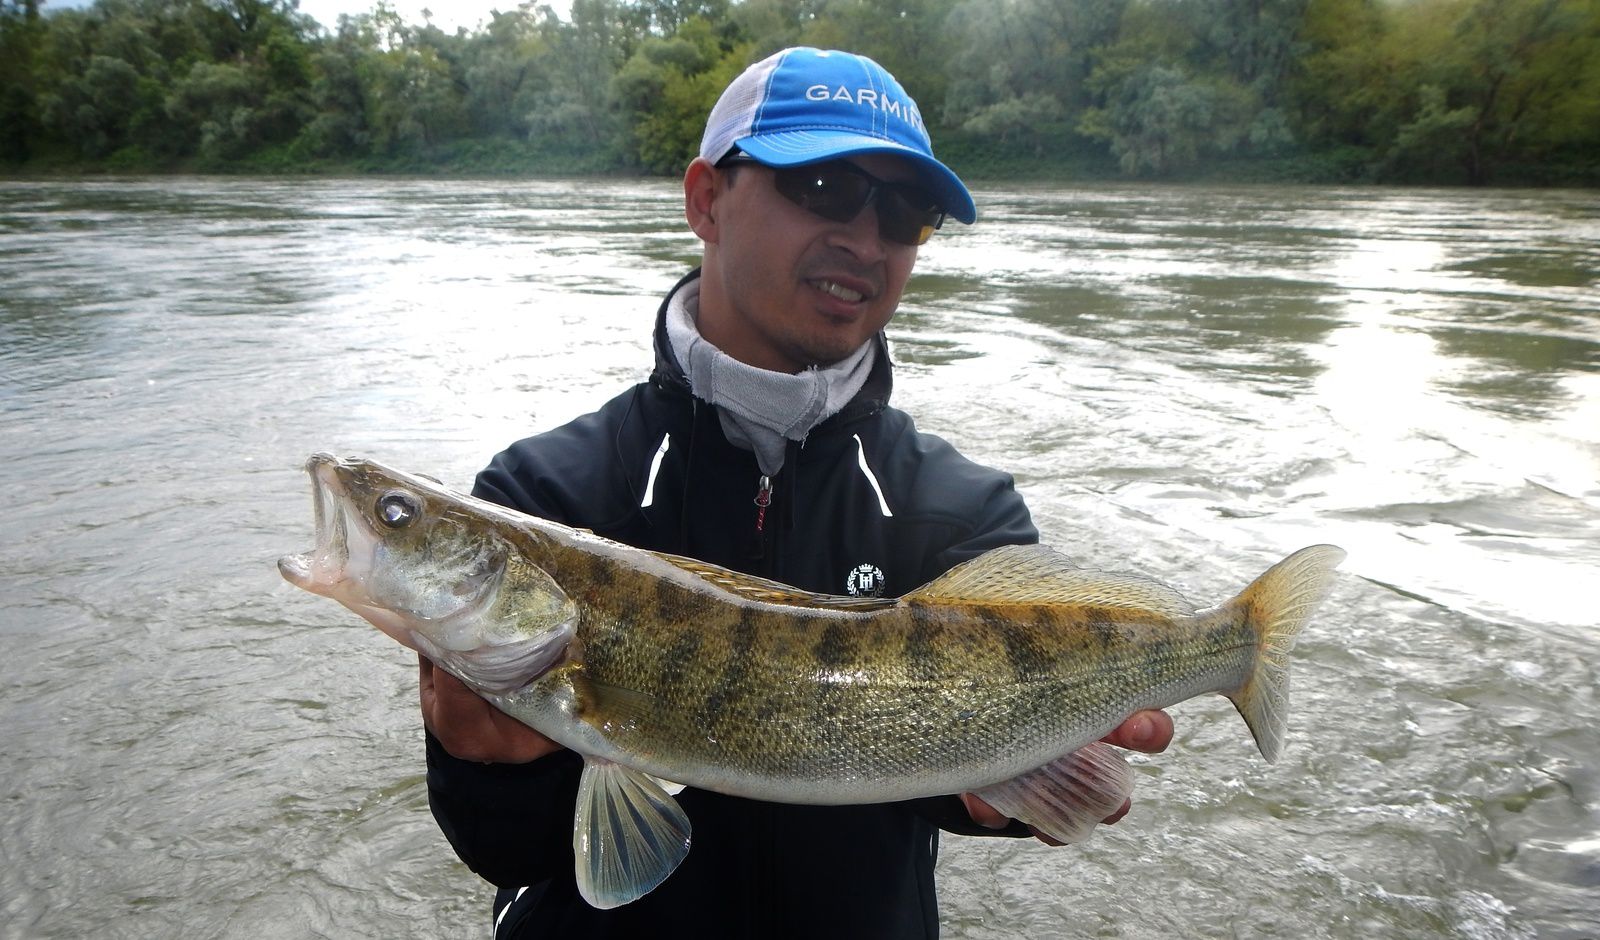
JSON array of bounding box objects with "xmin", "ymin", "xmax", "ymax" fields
[{"xmin": 649, "ymin": 268, "xmax": 894, "ymax": 428}]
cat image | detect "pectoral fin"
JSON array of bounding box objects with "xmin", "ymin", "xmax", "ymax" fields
[
  {"xmin": 971, "ymin": 742, "xmax": 1136, "ymax": 844},
  {"xmin": 573, "ymin": 758, "xmax": 693, "ymax": 909}
]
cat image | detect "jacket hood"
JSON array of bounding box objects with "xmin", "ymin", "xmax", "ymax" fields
[{"xmin": 648, "ymin": 268, "xmax": 894, "ymax": 428}]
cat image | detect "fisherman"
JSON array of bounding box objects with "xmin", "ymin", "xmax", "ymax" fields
[{"xmin": 419, "ymin": 46, "xmax": 1174, "ymax": 939}]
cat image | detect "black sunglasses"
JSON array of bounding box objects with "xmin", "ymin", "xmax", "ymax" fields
[{"xmin": 719, "ymin": 153, "xmax": 947, "ymax": 247}]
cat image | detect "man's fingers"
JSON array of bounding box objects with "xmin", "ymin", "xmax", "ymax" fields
[
  {"xmin": 964, "ymin": 711, "xmax": 1171, "ymax": 843},
  {"xmin": 418, "ymin": 653, "xmax": 561, "ymax": 764},
  {"xmin": 1100, "ymin": 709, "xmax": 1174, "ymax": 754},
  {"xmin": 958, "ymin": 792, "xmax": 1009, "ymax": 830},
  {"xmin": 1028, "ymin": 827, "xmax": 1065, "ymax": 847}
]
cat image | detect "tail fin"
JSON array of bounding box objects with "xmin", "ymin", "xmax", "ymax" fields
[{"xmin": 1224, "ymin": 544, "xmax": 1345, "ymax": 763}]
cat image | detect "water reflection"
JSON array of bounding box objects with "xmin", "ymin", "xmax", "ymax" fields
[{"xmin": 910, "ymin": 183, "xmax": 1600, "ymax": 641}]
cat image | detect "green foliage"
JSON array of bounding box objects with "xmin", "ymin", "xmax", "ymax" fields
[
  {"xmin": 1289, "ymin": 0, "xmax": 1600, "ymax": 183},
  {"xmin": 2, "ymin": 0, "xmax": 1595, "ymax": 183},
  {"xmin": 943, "ymin": 0, "xmax": 1123, "ymax": 156}
]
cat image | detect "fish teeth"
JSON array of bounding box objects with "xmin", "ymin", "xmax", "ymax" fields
[{"xmin": 816, "ymin": 279, "xmax": 864, "ymax": 302}]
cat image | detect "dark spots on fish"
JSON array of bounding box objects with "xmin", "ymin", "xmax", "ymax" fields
[
  {"xmin": 980, "ymin": 607, "xmax": 1050, "ymax": 682},
  {"xmin": 1087, "ymin": 613, "xmax": 1118, "ymax": 648},
  {"xmin": 649, "ymin": 574, "xmax": 679, "ymax": 616},
  {"xmin": 753, "ymin": 695, "xmax": 785, "ymax": 725},
  {"xmin": 580, "ymin": 560, "xmax": 629, "ymax": 615},
  {"xmin": 903, "ymin": 617, "xmax": 942, "ymax": 682},
  {"xmin": 697, "ymin": 612, "xmax": 759, "ymax": 732},
  {"xmin": 731, "ymin": 610, "xmax": 759, "ymax": 658},
  {"xmin": 585, "ymin": 557, "xmax": 616, "ymax": 592},
  {"xmin": 1206, "ymin": 615, "xmax": 1250, "ymax": 649},
  {"xmin": 1141, "ymin": 637, "xmax": 1170, "ymax": 674},
  {"xmin": 1003, "ymin": 631, "xmax": 1051, "ymax": 682},
  {"xmin": 813, "ymin": 623, "xmax": 854, "ymax": 669},
  {"xmin": 659, "ymin": 630, "xmax": 703, "ymax": 685}
]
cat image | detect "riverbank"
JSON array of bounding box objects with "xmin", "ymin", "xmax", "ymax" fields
[{"xmin": 8, "ymin": 136, "xmax": 1597, "ymax": 188}]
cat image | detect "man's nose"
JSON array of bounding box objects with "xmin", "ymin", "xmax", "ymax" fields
[{"xmin": 826, "ymin": 202, "xmax": 891, "ymax": 262}]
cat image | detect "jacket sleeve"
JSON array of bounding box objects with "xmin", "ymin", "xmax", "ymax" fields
[
  {"xmin": 423, "ymin": 443, "xmax": 593, "ymax": 888},
  {"xmin": 907, "ymin": 795, "xmax": 1035, "ymax": 838},
  {"xmin": 426, "ymin": 734, "xmax": 582, "ymax": 887},
  {"xmin": 923, "ymin": 466, "xmax": 1038, "ymax": 575}
]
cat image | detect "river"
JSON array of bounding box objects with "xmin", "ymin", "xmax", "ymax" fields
[{"xmin": 1, "ymin": 177, "xmax": 1596, "ymax": 939}]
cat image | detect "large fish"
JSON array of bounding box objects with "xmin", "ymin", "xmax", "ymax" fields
[{"xmin": 278, "ymin": 453, "xmax": 1344, "ymax": 909}]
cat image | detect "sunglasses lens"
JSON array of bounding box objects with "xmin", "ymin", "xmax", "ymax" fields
[
  {"xmin": 877, "ymin": 188, "xmax": 944, "ymax": 246},
  {"xmin": 774, "ymin": 166, "xmax": 874, "ymax": 224},
  {"xmin": 771, "ymin": 162, "xmax": 946, "ymax": 247}
]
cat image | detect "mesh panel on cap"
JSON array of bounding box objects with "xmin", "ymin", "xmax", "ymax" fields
[{"xmin": 699, "ymin": 50, "xmax": 785, "ymax": 162}]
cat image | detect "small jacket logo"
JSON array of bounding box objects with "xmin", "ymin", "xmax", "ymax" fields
[{"xmin": 846, "ymin": 563, "xmax": 886, "ymax": 597}]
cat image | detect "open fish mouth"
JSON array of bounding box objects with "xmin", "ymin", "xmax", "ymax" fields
[{"xmin": 277, "ymin": 453, "xmax": 354, "ymax": 595}]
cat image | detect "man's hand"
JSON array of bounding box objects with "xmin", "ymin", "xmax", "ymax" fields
[
  {"xmin": 959, "ymin": 708, "xmax": 1174, "ymax": 845},
  {"xmin": 418, "ymin": 654, "xmax": 562, "ymax": 764}
]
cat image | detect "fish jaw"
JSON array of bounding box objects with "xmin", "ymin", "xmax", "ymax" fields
[
  {"xmin": 279, "ymin": 453, "xmax": 579, "ymax": 695},
  {"xmin": 278, "ymin": 455, "xmax": 371, "ymax": 600},
  {"xmin": 277, "ymin": 453, "xmax": 457, "ymax": 654}
]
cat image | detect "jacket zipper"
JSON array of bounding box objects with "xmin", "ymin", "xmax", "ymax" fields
[
  {"xmin": 747, "ymin": 473, "xmax": 777, "ymax": 569},
  {"xmin": 753, "ymin": 474, "xmax": 773, "ymax": 534},
  {"xmin": 752, "ymin": 440, "xmax": 801, "ymax": 573},
  {"xmin": 748, "ymin": 466, "xmax": 774, "ymax": 565}
]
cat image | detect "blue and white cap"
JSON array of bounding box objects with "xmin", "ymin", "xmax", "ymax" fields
[{"xmin": 699, "ymin": 47, "xmax": 976, "ymax": 224}]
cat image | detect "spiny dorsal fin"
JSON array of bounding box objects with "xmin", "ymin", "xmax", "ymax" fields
[
  {"xmin": 905, "ymin": 544, "xmax": 1195, "ymax": 617},
  {"xmin": 650, "ymin": 552, "xmax": 900, "ymax": 612}
]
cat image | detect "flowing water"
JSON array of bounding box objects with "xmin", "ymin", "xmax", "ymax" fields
[{"xmin": 1, "ymin": 176, "xmax": 1596, "ymax": 939}]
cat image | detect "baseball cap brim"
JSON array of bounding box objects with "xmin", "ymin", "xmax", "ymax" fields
[{"xmin": 736, "ymin": 131, "xmax": 977, "ymax": 225}]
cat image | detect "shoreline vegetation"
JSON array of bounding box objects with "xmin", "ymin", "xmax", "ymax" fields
[{"xmin": 3, "ymin": 0, "xmax": 1597, "ymax": 188}]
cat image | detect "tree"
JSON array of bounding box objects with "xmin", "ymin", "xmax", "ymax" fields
[
  {"xmin": 0, "ymin": 0, "xmax": 44, "ymax": 162},
  {"xmin": 1444, "ymin": 0, "xmax": 1600, "ymax": 182},
  {"xmin": 1289, "ymin": 0, "xmax": 1392, "ymax": 151},
  {"xmin": 614, "ymin": 18, "xmax": 745, "ymax": 170},
  {"xmin": 459, "ymin": 8, "xmax": 547, "ymax": 139},
  {"xmin": 1082, "ymin": 62, "xmax": 1248, "ymax": 173},
  {"xmin": 1, "ymin": 0, "xmax": 1590, "ymax": 180},
  {"xmin": 942, "ymin": 0, "xmax": 1125, "ymax": 154},
  {"xmin": 519, "ymin": 0, "xmax": 638, "ymax": 158},
  {"xmin": 292, "ymin": 28, "xmax": 372, "ymax": 157}
]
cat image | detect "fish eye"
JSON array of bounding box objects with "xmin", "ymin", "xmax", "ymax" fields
[{"xmin": 376, "ymin": 492, "xmax": 420, "ymax": 529}]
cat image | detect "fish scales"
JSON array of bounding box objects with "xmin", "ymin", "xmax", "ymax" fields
[
  {"xmin": 508, "ymin": 536, "xmax": 1259, "ymax": 801},
  {"xmin": 279, "ymin": 453, "xmax": 1345, "ymax": 909}
]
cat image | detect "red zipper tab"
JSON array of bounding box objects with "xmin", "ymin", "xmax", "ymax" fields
[{"xmin": 753, "ymin": 474, "xmax": 773, "ymax": 534}]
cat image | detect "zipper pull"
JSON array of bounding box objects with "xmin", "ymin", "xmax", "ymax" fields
[{"xmin": 753, "ymin": 474, "xmax": 773, "ymax": 534}]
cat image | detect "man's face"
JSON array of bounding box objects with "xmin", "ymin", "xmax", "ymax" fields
[{"xmin": 693, "ymin": 153, "xmax": 923, "ymax": 374}]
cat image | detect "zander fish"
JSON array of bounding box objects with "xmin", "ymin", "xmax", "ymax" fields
[{"xmin": 278, "ymin": 453, "xmax": 1344, "ymax": 909}]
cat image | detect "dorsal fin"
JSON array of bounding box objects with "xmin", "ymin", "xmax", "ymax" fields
[
  {"xmin": 649, "ymin": 552, "xmax": 900, "ymax": 612},
  {"xmin": 905, "ymin": 544, "xmax": 1195, "ymax": 617}
]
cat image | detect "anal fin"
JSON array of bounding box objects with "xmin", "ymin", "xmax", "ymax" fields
[
  {"xmin": 971, "ymin": 742, "xmax": 1136, "ymax": 844},
  {"xmin": 573, "ymin": 758, "xmax": 692, "ymax": 909}
]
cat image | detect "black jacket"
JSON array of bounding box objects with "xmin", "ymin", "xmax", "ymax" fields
[{"xmin": 427, "ymin": 270, "xmax": 1039, "ymax": 939}]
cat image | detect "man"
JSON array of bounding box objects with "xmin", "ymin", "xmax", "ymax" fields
[{"xmin": 420, "ymin": 47, "xmax": 1174, "ymax": 939}]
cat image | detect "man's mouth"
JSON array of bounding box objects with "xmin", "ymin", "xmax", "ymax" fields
[{"xmin": 812, "ymin": 279, "xmax": 868, "ymax": 303}]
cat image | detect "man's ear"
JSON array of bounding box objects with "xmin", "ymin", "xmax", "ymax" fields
[{"xmin": 684, "ymin": 157, "xmax": 721, "ymax": 243}]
